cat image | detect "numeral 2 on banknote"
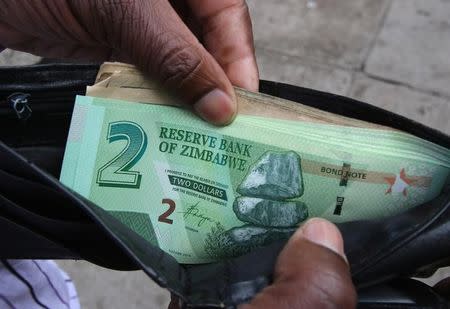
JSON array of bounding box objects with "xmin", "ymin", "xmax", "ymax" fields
[{"xmin": 96, "ymin": 121, "xmax": 147, "ymax": 189}]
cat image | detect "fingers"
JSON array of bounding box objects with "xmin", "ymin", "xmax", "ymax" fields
[
  {"xmin": 117, "ymin": 0, "xmax": 237, "ymax": 125},
  {"xmin": 187, "ymin": 0, "xmax": 259, "ymax": 91},
  {"xmin": 242, "ymin": 218, "xmax": 357, "ymax": 309}
]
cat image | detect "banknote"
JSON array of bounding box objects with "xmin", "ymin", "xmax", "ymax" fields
[{"xmin": 60, "ymin": 95, "xmax": 450, "ymax": 263}]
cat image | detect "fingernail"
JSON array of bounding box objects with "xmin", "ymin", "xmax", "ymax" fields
[
  {"xmin": 194, "ymin": 89, "xmax": 236, "ymax": 125},
  {"xmin": 295, "ymin": 218, "xmax": 346, "ymax": 260}
]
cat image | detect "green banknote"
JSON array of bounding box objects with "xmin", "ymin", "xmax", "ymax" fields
[{"xmin": 60, "ymin": 96, "xmax": 450, "ymax": 263}]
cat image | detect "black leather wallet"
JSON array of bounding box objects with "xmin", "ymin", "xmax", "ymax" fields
[{"xmin": 0, "ymin": 64, "xmax": 449, "ymax": 308}]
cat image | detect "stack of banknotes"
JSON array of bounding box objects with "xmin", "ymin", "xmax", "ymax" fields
[{"xmin": 60, "ymin": 63, "xmax": 450, "ymax": 263}]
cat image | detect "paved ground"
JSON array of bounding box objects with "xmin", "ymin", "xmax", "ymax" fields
[
  {"xmin": 1, "ymin": 0, "xmax": 449, "ymax": 308},
  {"xmin": 250, "ymin": 0, "xmax": 450, "ymax": 134}
]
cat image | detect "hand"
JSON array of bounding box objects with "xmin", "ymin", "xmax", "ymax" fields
[
  {"xmin": 170, "ymin": 218, "xmax": 357, "ymax": 309},
  {"xmin": 0, "ymin": 0, "xmax": 258, "ymax": 125},
  {"xmin": 242, "ymin": 218, "xmax": 356, "ymax": 309}
]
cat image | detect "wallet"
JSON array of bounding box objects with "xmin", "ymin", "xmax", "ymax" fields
[{"xmin": 0, "ymin": 64, "xmax": 449, "ymax": 308}]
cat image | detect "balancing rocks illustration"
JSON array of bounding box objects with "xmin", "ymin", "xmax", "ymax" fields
[{"xmin": 205, "ymin": 151, "xmax": 309, "ymax": 259}]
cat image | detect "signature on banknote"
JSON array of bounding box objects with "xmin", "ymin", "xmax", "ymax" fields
[{"xmin": 180, "ymin": 202, "xmax": 218, "ymax": 227}]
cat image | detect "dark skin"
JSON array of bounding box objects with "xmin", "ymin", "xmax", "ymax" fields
[
  {"xmin": 170, "ymin": 218, "xmax": 356, "ymax": 309},
  {"xmin": 0, "ymin": 0, "xmax": 258, "ymax": 124},
  {"xmin": 0, "ymin": 2, "xmax": 357, "ymax": 307},
  {"xmin": 241, "ymin": 220, "xmax": 356, "ymax": 309}
]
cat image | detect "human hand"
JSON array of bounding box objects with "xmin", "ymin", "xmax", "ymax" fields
[
  {"xmin": 242, "ymin": 218, "xmax": 356, "ymax": 309},
  {"xmin": 170, "ymin": 218, "xmax": 356, "ymax": 309},
  {"xmin": 0, "ymin": 0, "xmax": 258, "ymax": 125}
]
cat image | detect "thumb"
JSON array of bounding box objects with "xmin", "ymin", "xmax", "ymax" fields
[
  {"xmin": 242, "ymin": 218, "xmax": 357, "ymax": 309},
  {"xmin": 121, "ymin": 1, "xmax": 237, "ymax": 125}
]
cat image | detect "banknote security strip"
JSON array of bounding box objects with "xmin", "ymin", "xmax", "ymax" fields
[{"xmin": 60, "ymin": 95, "xmax": 450, "ymax": 263}]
